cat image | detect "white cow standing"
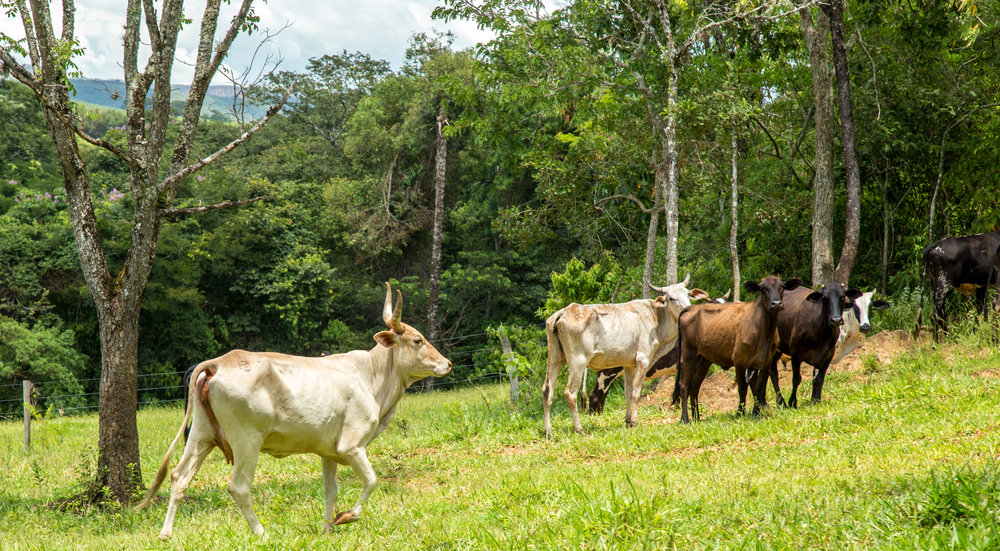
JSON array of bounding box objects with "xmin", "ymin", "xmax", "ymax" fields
[
  {"xmin": 542, "ymin": 274, "xmax": 708, "ymax": 436},
  {"xmin": 136, "ymin": 283, "xmax": 452, "ymax": 538}
]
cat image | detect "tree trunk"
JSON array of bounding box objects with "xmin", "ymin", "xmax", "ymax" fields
[
  {"xmin": 642, "ymin": 164, "xmax": 665, "ymax": 299},
  {"xmin": 2, "ymin": 0, "xmax": 279, "ymax": 505},
  {"xmin": 731, "ymin": 133, "xmax": 741, "ymax": 302},
  {"xmin": 799, "ymin": 4, "xmax": 836, "ymax": 287},
  {"xmin": 664, "ymin": 69, "xmax": 681, "ymax": 285},
  {"xmin": 826, "ymin": 0, "xmax": 862, "ymax": 286},
  {"xmin": 424, "ymin": 106, "xmax": 447, "ymax": 391}
]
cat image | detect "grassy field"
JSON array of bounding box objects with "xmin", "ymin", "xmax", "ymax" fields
[{"xmin": 2, "ymin": 337, "xmax": 1000, "ymax": 550}]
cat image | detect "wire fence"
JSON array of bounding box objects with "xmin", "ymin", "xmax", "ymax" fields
[{"xmin": 0, "ymin": 322, "xmax": 550, "ymax": 421}]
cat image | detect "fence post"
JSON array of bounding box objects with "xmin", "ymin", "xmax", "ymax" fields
[
  {"xmin": 23, "ymin": 380, "xmax": 32, "ymax": 452},
  {"xmin": 499, "ymin": 332, "xmax": 519, "ymax": 404}
]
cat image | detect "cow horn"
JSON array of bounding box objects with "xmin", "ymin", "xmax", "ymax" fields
[
  {"xmin": 681, "ymin": 271, "xmax": 690, "ymax": 287},
  {"xmin": 392, "ymin": 289, "xmax": 404, "ymax": 333},
  {"xmin": 383, "ymin": 282, "xmax": 395, "ymax": 328},
  {"xmin": 648, "ymin": 282, "xmax": 667, "ymax": 295}
]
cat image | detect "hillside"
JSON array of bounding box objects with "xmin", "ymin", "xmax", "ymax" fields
[{"xmin": 69, "ymin": 78, "xmax": 268, "ymax": 119}]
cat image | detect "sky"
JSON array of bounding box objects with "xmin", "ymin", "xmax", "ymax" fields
[{"xmin": 0, "ymin": 0, "xmax": 495, "ymax": 84}]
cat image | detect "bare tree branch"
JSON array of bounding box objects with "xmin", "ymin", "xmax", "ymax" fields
[
  {"xmin": 158, "ymin": 196, "xmax": 268, "ymax": 218},
  {"xmin": 158, "ymin": 85, "xmax": 294, "ymax": 194},
  {"xmin": 596, "ymin": 194, "xmax": 659, "ymax": 213}
]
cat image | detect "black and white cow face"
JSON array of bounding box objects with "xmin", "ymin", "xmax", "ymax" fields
[{"xmin": 852, "ymin": 291, "xmax": 891, "ymax": 333}]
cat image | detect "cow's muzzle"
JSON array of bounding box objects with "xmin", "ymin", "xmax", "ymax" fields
[
  {"xmin": 768, "ymin": 301, "xmax": 783, "ymax": 313},
  {"xmin": 860, "ymin": 323, "xmax": 872, "ymax": 333},
  {"xmin": 433, "ymin": 360, "xmax": 453, "ymax": 377},
  {"xmin": 829, "ymin": 317, "xmax": 843, "ymax": 327}
]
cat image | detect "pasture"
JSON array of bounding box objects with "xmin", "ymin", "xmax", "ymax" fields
[{"xmin": 2, "ymin": 337, "xmax": 1000, "ymax": 549}]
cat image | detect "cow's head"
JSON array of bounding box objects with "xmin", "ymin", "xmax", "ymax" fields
[
  {"xmin": 743, "ymin": 276, "xmax": 801, "ymax": 314},
  {"xmin": 374, "ymin": 283, "xmax": 452, "ymax": 379},
  {"xmin": 806, "ymin": 282, "xmax": 863, "ymax": 327},
  {"xmin": 852, "ymin": 291, "xmax": 891, "ymax": 333},
  {"xmin": 649, "ymin": 272, "xmax": 710, "ymax": 318}
]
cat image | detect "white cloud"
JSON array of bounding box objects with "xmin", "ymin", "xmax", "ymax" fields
[{"xmin": 0, "ymin": 0, "xmax": 495, "ymax": 84}]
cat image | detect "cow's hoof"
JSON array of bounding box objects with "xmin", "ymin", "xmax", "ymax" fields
[
  {"xmin": 332, "ymin": 511, "xmax": 358, "ymax": 525},
  {"xmin": 158, "ymin": 530, "xmax": 172, "ymax": 541}
]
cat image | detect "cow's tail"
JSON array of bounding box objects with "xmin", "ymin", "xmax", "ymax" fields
[
  {"xmin": 543, "ymin": 312, "xmax": 565, "ymax": 401},
  {"xmin": 135, "ymin": 361, "xmax": 213, "ymax": 511}
]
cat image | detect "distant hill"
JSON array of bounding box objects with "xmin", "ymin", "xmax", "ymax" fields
[{"xmin": 70, "ymin": 78, "xmax": 268, "ymax": 120}]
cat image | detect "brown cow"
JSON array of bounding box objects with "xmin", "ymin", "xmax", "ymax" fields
[{"xmin": 672, "ymin": 276, "xmax": 801, "ymax": 423}]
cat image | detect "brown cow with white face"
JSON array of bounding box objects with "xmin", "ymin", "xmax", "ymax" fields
[{"xmin": 136, "ymin": 283, "xmax": 451, "ymax": 538}]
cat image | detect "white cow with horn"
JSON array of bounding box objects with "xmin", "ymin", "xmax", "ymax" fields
[
  {"xmin": 542, "ymin": 273, "xmax": 708, "ymax": 436},
  {"xmin": 136, "ymin": 282, "xmax": 452, "ymax": 538}
]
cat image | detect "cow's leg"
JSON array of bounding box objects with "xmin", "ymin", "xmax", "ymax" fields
[
  {"xmin": 787, "ymin": 358, "xmax": 803, "ymax": 408},
  {"xmin": 686, "ymin": 358, "xmax": 710, "ymax": 422},
  {"xmin": 588, "ymin": 368, "xmax": 622, "ymax": 415},
  {"xmin": 542, "ymin": 330, "xmax": 568, "ymax": 437},
  {"xmin": 623, "ymin": 364, "xmax": 644, "ymax": 427},
  {"xmin": 227, "ymin": 435, "xmax": 265, "ymax": 536},
  {"xmin": 332, "ymin": 448, "xmax": 378, "ymax": 525},
  {"xmin": 750, "ymin": 367, "xmax": 770, "ymax": 416},
  {"xmin": 563, "ymin": 362, "xmax": 587, "ymax": 434},
  {"xmin": 736, "ymin": 367, "xmax": 749, "ymax": 416},
  {"xmin": 158, "ymin": 435, "xmax": 216, "ymax": 540},
  {"xmin": 811, "ymin": 362, "xmax": 832, "ymax": 403},
  {"xmin": 769, "ymin": 357, "xmax": 785, "ymax": 408},
  {"xmin": 321, "ymin": 457, "xmax": 340, "ymax": 532},
  {"xmin": 932, "ymin": 283, "xmax": 950, "ymax": 340}
]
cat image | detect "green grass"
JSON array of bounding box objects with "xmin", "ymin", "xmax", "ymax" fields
[{"xmin": 2, "ymin": 340, "xmax": 1000, "ymax": 549}]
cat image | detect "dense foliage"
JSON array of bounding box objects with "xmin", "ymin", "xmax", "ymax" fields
[{"xmin": 1, "ymin": 1, "xmax": 998, "ymax": 415}]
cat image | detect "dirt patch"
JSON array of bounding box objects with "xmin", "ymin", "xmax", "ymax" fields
[{"xmin": 642, "ymin": 330, "xmax": 928, "ymax": 415}]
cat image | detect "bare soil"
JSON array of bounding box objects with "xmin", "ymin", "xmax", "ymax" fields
[{"xmin": 642, "ymin": 330, "xmax": 931, "ymax": 416}]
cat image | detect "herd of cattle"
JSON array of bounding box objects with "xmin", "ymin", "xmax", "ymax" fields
[{"xmin": 136, "ymin": 230, "xmax": 1000, "ymax": 537}]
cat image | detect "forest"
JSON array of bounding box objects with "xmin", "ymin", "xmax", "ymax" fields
[{"xmin": 0, "ymin": 0, "xmax": 998, "ymax": 423}]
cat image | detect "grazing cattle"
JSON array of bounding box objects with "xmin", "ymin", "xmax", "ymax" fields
[
  {"xmin": 542, "ymin": 274, "xmax": 709, "ymax": 436},
  {"xmin": 987, "ymin": 241, "xmax": 1000, "ymax": 320},
  {"xmin": 672, "ymin": 276, "xmax": 801, "ymax": 423},
  {"xmin": 136, "ymin": 283, "xmax": 452, "ymax": 538},
  {"xmin": 777, "ymin": 290, "xmax": 891, "ymax": 370},
  {"xmin": 587, "ymin": 290, "xmax": 731, "ymax": 415},
  {"xmin": 920, "ymin": 230, "xmax": 1000, "ymax": 340},
  {"xmin": 763, "ymin": 282, "xmax": 862, "ymax": 408}
]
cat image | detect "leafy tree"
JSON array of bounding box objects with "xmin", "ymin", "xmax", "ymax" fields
[{"xmin": 0, "ymin": 0, "xmax": 289, "ymax": 503}]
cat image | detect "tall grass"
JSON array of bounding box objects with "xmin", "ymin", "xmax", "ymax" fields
[{"xmin": 1, "ymin": 339, "xmax": 1000, "ymax": 549}]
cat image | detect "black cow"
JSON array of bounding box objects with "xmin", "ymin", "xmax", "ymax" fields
[
  {"xmin": 920, "ymin": 230, "xmax": 1000, "ymax": 340},
  {"xmin": 586, "ymin": 291, "xmax": 730, "ymax": 415},
  {"xmin": 759, "ymin": 282, "xmax": 862, "ymax": 408},
  {"xmin": 986, "ymin": 241, "xmax": 1000, "ymax": 320}
]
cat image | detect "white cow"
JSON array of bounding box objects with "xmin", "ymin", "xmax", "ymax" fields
[
  {"xmin": 136, "ymin": 283, "xmax": 452, "ymax": 538},
  {"xmin": 542, "ymin": 274, "xmax": 708, "ymax": 436}
]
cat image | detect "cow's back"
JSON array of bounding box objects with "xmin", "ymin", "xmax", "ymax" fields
[
  {"xmin": 680, "ymin": 302, "xmax": 751, "ymax": 368},
  {"xmin": 205, "ymin": 350, "xmax": 378, "ymax": 459},
  {"xmin": 552, "ymin": 301, "xmax": 657, "ymax": 369}
]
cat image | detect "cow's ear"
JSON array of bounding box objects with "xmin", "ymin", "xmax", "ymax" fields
[
  {"xmin": 783, "ymin": 278, "xmax": 802, "ymax": 291},
  {"xmin": 846, "ymin": 288, "xmax": 864, "ymax": 300},
  {"xmin": 688, "ymin": 288, "xmax": 710, "ymax": 301},
  {"xmin": 872, "ymin": 299, "xmax": 891, "ymax": 310},
  {"xmin": 742, "ymin": 281, "xmax": 761, "ymax": 294},
  {"xmin": 374, "ymin": 331, "xmax": 397, "ymax": 348},
  {"xmin": 653, "ymin": 296, "xmax": 667, "ymax": 307},
  {"xmin": 806, "ymin": 291, "xmax": 824, "ymax": 303}
]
